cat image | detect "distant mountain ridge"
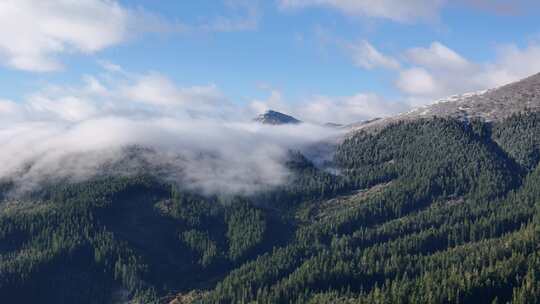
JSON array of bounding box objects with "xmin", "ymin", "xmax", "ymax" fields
[
  {"xmin": 354, "ymin": 72, "xmax": 540, "ymax": 132},
  {"xmin": 254, "ymin": 110, "xmax": 302, "ymax": 125}
]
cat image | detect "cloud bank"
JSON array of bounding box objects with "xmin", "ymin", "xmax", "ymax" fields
[{"xmin": 0, "ymin": 67, "xmax": 341, "ymax": 195}]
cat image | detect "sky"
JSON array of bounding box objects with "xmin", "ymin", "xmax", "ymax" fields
[{"xmin": 1, "ymin": 0, "xmax": 540, "ymax": 124}]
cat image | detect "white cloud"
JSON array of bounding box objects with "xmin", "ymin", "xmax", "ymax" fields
[
  {"xmin": 348, "ymin": 40, "xmax": 400, "ymax": 70},
  {"xmin": 0, "ymin": 99, "xmax": 20, "ymax": 116},
  {"xmin": 118, "ymin": 73, "xmax": 238, "ymax": 120},
  {"xmin": 0, "ymin": 0, "xmax": 131, "ymax": 72},
  {"xmin": 396, "ymin": 67, "xmax": 440, "ymax": 96},
  {"xmin": 121, "ymin": 73, "xmax": 221, "ymax": 106},
  {"xmin": 299, "ymin": 93, "xmax": 408, "ymax": 123},
  {"xmin": 477, "ymin": 44, "xmax": 540, "ymax": 88},
  {"xmin": 0, "ymin": 1, "xmax": 260, "ymax": 72},
  {"xmin": 250, "ymin": 90, "xmax": 407, "ymax": 124},
  {"xmin": 396, "ymin": 42, "xmax": 477, "ymax": 101},
  {"xmin": 249, "ymin": 90, "xmax": 291, "ymax": 115},
  {"xmin": 406, "ymin": 42, "xmax": 470, "ymax": 70},
  {"xmin": 27, "ymin": 95, "xmax": 100, "ymax": 122},
  {"xmin": 0, "ymin": 66, "xmax": 341, "ymax": 195},
  {"xmin": 394, "ymin": 42, "xmax": 540, "ymax": 105},
  {"xmin": 278, "ymin": 0, "xmax": 446, "ymax": 23}
]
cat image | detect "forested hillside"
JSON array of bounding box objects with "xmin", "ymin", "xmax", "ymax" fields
[{"xmin": 2, "ymin": 113, "xmax": 540, "ymax": 303}]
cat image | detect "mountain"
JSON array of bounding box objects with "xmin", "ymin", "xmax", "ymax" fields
[
  {"xmin": 4, "ymin": 74, "xmax": 540, "ymax": 303},
  {"xmin": 254, "ymin": 110, "xmax": 302, "ymax": 125},
  {"xmin": 356, "ymin": 72, "xmax": 540, "ymax": 132}
]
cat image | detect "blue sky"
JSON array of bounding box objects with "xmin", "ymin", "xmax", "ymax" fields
[{"xmin": 1, "ymin": 0, "xmax": 540, "ymax": 123}]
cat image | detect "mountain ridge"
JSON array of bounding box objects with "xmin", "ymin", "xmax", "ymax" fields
[{"xmin": 353, "ymin": 72, "xmax": 540, "ymax": 132}]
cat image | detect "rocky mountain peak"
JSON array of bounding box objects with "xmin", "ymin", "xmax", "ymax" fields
[{"xmin": 254, "ymin": 110, "xmax": 302, "ymax": 125}]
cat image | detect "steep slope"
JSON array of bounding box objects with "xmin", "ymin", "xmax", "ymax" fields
[
  {"xmin": 194, "ymin": 116, "xmax": 538, "ymax": 304},
  {"xmin": 356, "ymin": 72, "xmax": 540, "ymax": 132}
]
